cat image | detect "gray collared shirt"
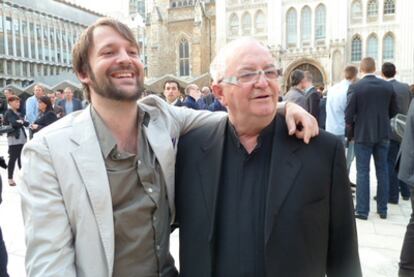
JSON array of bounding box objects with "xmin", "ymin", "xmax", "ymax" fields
[{"xmin": 91, "ymin": 107, "xmax": 176, "ymax": 277}]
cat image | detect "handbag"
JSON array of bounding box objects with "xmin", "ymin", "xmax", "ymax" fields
[{"xmin": 0, "ymin": 125, "xmax": 14, "ymax": 135}]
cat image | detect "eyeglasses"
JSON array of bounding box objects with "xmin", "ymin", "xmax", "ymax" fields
[{"xmin": 220, "ymin": 68, "xmax": 279, "ymax": 85}]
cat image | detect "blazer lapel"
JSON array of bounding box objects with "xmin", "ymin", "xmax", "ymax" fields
[
  {"xmin": 265, "ymin": 117, "xmax": 302, "ymax": 244},
  {"xmin": 197, "ymin": 118, "xmax": 227, "ymax": 241},
  {"xmin": 69, "ymin": 107, "xmax": 114, "ymax": 274},
  {"xmin": 143, "ymin": 115, "xmax": 177, "ymax": 221}
]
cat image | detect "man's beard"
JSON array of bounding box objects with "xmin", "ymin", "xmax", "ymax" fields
[{"xmin": 89, "ymin": 66, "xmax": 144, "ymax": 102}]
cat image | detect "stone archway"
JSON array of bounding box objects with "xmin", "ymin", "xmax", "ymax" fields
[{"xmin": 283, "ymin": 59, "xmax": 327, "ymax": 93}]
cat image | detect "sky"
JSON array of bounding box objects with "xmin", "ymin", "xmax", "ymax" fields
[{"xmin": 69, "ymin": 0, "xmax": 129, "ymax": 18}]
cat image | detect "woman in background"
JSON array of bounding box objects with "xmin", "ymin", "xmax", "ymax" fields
[
  {"xmin": 3, "ymin": 96, "xmax": 28, "ymax": 186},
  {"xmin": 30, "ymin": 96, "xmax": 58, "ymax": 134}
]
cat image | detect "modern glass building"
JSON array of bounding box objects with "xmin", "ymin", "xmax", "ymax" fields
[{"xmin": 0, "ymin": 0, "xmax": 102, "ymax": 88}]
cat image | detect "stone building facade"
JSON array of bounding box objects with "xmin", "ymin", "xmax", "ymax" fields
[
  {"xmin": 0, "ymin": 0, "xmax": 102, "ymax": 88},
  {"xmin": 145, "ymin": 0, "xmax": 216, "ymax": 86},
  {"xmin": 216, "ymin": 0, "xmax": 414, "ymax": 92}
]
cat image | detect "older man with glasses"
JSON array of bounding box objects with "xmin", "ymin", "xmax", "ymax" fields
[{"xmin": 174, "ymin": 37, "xmax": 361, "ymax": 277}]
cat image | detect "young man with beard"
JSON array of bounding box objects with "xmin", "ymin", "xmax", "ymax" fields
[{"xmin": 19, "ymin": 18, "xmax": 318, "ymax": 277}]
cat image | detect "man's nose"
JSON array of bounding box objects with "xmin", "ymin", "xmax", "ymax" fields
[
  {"xmin": 255, "ymin": 72, "xmax": 269, "ymax": 88},
  {"xmin": 116, "ymin": 49, "xmax": 132, "ymax": 65}
]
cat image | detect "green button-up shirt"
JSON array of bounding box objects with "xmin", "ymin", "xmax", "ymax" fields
[{"xmin": 91, "ymin": 108, "xmax": 175, "ymax": 277}]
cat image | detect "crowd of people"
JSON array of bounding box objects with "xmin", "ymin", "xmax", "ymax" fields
[{"xmin": 0, "ymin": 16, "xmax": 412, "ymax": 277}]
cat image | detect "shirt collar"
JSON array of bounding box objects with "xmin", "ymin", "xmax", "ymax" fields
[{"xmin": 90, "ymin": 106, "xmax": 148, "ymax": 159}]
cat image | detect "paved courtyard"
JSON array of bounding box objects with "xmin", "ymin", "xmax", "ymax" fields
[{"xmin": 0, "ymin": 136, "xmax": 411, "ymax": 277}]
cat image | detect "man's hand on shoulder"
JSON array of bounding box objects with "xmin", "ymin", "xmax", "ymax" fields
[{"xmin": 282, "ymin": 101, "xmax": 319, "ymax": 144}]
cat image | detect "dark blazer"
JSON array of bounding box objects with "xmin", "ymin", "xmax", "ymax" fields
[
  {"xmin": 57, "ymin": 98, "xmax": 83, "ymax": 115},
  {"xmin": 306, "ymin": 86, "xmax": 321, "ymax": 120},
  {"xmin": 345, "ymin": 75, "xmax": 398, "ymax": 143},
  {"xmin": 398, "ymin": 100, "xmax": 414, "ymax": 187},
  {"xmin": 3, "ymin": 109, "xmax": 29, "ymax": 139},
  {"xmin": 175, "ymin": 116, "xmax": 361, "ymax": 277},
  {"xmin": 32, "ymin": 110, "xmax": 58, "ymax": 133},
  {"xmin": 182, "ymin": 95, "xmax": 199, "ymax": 110},
  {"xmin": 389, "ymin": 79, "xmax": 412, "ymax": 142},
  {"xmin": 52, "ymin": 104, "xmax": 65, "ymax": 118}
]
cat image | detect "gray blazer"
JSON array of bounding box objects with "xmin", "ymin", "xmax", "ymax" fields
[
  {"xmin": 389, "ymin": 79, "xmax": 412, "ymax": 141},
  {"xmin": 19, "ymin": 95, "xmax": 225, "ymax": 277},
  {"xmin": 284, "ymin": 87, "xmax": 307, "ymax": 110},
  {"xmin": 398, "ymin": 100, "xmax": 414, "ymax": 187}
]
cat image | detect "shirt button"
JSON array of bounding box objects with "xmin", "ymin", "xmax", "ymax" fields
[
  {"xmin": 153, "ymin": 215, "xmax": 157, "ymax": 221},
  {"xmin": 148, "ymin": 187, "xmax": 153, "ymax": 193},
  {"xmin": 116, "ymin": 153, "xmax": 121, "ymax": 158},
  {"xmin": 156, "ymin": 245, "xmax": 160, "ymax": 251},
  {"xmin": 138, "ymin": 159, "xmax": 142, "ymax": 165}
]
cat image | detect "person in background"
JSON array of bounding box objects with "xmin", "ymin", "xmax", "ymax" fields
[
  {"xmin": 4, "ymin": 95, "xmax": 29, "ymax": 186},
  {"xmin": 382, "ymin": 62, "xmax": 412, "ymax": 204},
  {"xmin": 163, "ymin": 80, "xmax": 183, "ymax": 106},
  {"xmin": 30, "ymin": 96, "xmax": 58, "ymax": 134},
  {"xmin": 304, "ymin": 71, "xmax": 321, "ymax": 121},
  {"xmin": 284, "ymin": 70, "xmax": 307, "ymax": 109},
  {"xmin": 47, "ymin": 92, "xmax": 64, "ymax": 119},
  {"xmin": 197, "ymin": 86, "xmax": 214, "ymax": 109},
  {"xmin": 398, "ymin": 100, "xmax": 414, "ymax": 277},
  {"xmin": 182, "ymin": 84, "xmax": 201, "ymax": 110},
  {"xmin": 58, "ymin": 87, "xmax": 83, "ymax": 115},
  {"xmin": 25, "ymin": 85, "xmax": 45, "ymax": 124},
  {"xmin": 55, "ymin": 89, "xmax": 65, "ymax": 104}
]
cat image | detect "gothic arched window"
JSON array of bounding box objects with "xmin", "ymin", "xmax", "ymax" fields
[
  {"xmin": 384, "ymin": 0, "xmax": 395, "ymax": 15},
  {"xmin": 286, "ymin": 8, "xmax": 297, "ymax": 46},
  {"xmin": 367, "ymin": 0, "xmax": 378, "ymax": 17},
  {"xmin": 254, "ymin": 10, "xmax": 266, "ymax": 33},
  {"xmin": 179, "ymin": 38, "xmax": 190, "ymax": 76},
  {"xmin": 351, "ymin": 35, "xmax": 362, "ymax": 62},
  {"xmin": 315, "ymin": 4, "xmax": 326, "ymax": 40},
  {"xmin": 241, "ymin": 12, "xmax": 252, "ymax": 35},
  {"xmin": 366, "ymin": 34, "xmax": 378, "ymax": 60},
  {"xmin": 229, "ymin": 13, "xmax": 239, "ymax": 37},
  {"xmin": 383, "ymin": 33, "xmax": 395, "ymax": 60},
  {"xmin": 301, "ymin": 6, "xmax": 311, "ymax": 43},
  {"xmin": 351, "ymin": 0, "xmax": 363, "ymax": 21}
]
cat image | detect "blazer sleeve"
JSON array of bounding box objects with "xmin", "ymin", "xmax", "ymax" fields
[
  {"xmin": 398, "ymin": 101, "xmax": 414, "ymax": 187},
  {"xmin": 326, "ymin": 139, "xmax": 362, "ymax": 277},
  {"xmin": 19, "ymin": 138, "xmax": 76, "ymax": 277}
]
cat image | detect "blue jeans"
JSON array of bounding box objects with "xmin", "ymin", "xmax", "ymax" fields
[
  {"xmin": 355, "ymin": 140, "xmax": 390, "ymax": 217},
  {"xmin": 388, "ymin": 140, "xmax": 411, "ymax": 202}
]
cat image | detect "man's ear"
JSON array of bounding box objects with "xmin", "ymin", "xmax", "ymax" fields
[
  {"xmin": 77, "ymin": 71, "xmax": 91, "ymax": 85},
  {"xmin": 212, "ymin": 83, "xmax": 227, "ymax": 106}
]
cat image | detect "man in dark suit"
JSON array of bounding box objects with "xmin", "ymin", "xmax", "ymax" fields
[
  {"xmin": 47, "ymin": 91, "xmax": 64, "ymax": 118},
  {"xmin": 304, "ymin": 71, "xmax": 321, "ymax": 121},
  {"xmin": 175, "ymin": 38, "xmax": 361, "ymax": 277},
  {"xmin": 398, "ymin": 100, "xmax": 414, "ymax": 276},
  {"xmin": 57, "ymin": 87, "xmax": 83, "ymax": 115},
  {"xmin": 345, "ymin": 57, "xmax": 398, "ymax": 220},
  {"xmin": 163, "ymin": 80, "xmax": 183, "ymax": 106},
  {"xmin": 381, "ymin": 62, "xmax": 412, "ymax": 204}
]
